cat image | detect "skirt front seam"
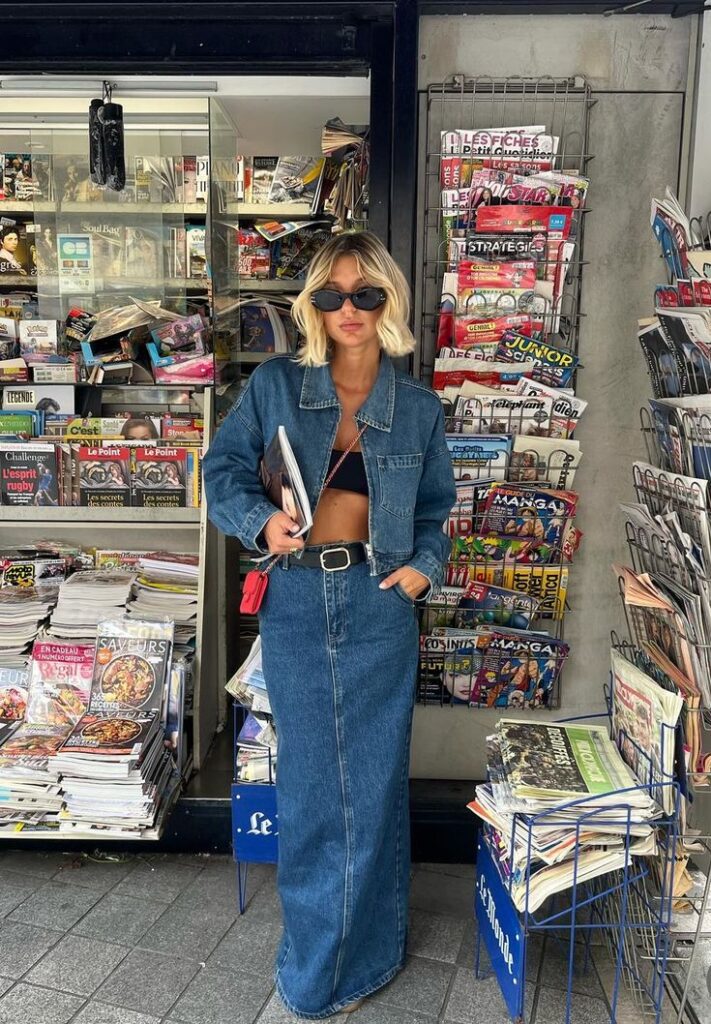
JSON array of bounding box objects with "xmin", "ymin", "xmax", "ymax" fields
[{"xmin": 324, "ymin": 570, "xmax": 355, "ymax": 1000}]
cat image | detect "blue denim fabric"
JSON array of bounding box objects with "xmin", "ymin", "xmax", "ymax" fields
[
  {"xmin": 259, "ymin": 558, "xmax": 419, "ymax": 1018},
  {"xmin": 203, "ymin": 354, "xmax": 456, "ymax": 595}
]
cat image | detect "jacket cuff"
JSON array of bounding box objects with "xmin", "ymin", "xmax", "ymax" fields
[
  {"xmin": 243, "ymin": 500, "xmax": 282, "ymax": 554},
  {"xmin": 408, "ymin": 550, "xmax": 444, "ymax": 602}
]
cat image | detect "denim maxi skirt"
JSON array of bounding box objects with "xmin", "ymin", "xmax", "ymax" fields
[{"xmin": 258, "ymin": 557, "xmax": 420, "ymax": 1019}]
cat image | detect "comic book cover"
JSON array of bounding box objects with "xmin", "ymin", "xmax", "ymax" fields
[
  {"xmin": 77, "ymin": 446, "xmax": 131, "ymax": 508},
  {"xmin": 450, "ymin": 533, "xmax": 556, "ymax": 568},
  {"xmin": 132, "ymin": 446, "xmax": 187, "ymax": 508},
  {"xmin": 480, "ymin": 484, "xmax": 578, "ymax": 545},
  {"xmin": 496, "ymin": 330, "xmax": 579, "ymax": 387},
  {"xmin": 471, "ymin": 629, "xmax": 568, "ymax": 708},
  {"xmin": 447, "ymin": 479, "xmax": 496, "ymax": 538}
]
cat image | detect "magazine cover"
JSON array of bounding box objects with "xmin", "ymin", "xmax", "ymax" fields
[
  {"xmin": 2, "ymin": 384, "xmax": 74, "ymax": 415},
  {"xmin": 450, "ymin": 562, "xmax": 569, "ymax": 620},
  {"xmin": 480, "ymin": 484, "xmax": 578, "ymax": 545},
  {"xmin": 77, "ymin": 446, "xmax": 131, "ymax": 508},
  {"xmin": 186, "ymin": 225, "xmax": 206, "ymax": 279},
  {"xmin": 250, "ymin": 157, "xmax": 279, "ymax": 203},
  {"xmin": 0, "ymin": 223, "xmax": 34, "ymax": 277},
  {"xmin": 88, "ymin": 618, "xmax": 173, "ymax": 717},
  {"xmin": 26, "ymin": 639, "xmax": 93, "ymax": 727},
  {"xmin": 0, "ymin": 554, "xmax": 65, "ymax": 589},
  {"xmin": 453, "ymin": 393, "xmax": 552, "ymax": 436},
  {"xmin": 610, "ymin": 648, "xmax": 683, "ymax": 813},
  {"xmin": 447, "ymin": 478, "xmax": 496, "ymax": 538},
  {"xmin": 0, "ymin": 444, "xmax": 58, "ymax": 506},
  {"xmin": 3, "ymin": 154, "xmax": 35, "ymax": 200},
  {"xmin": 0, "ymin": 722, "xmax": 71, "ymax": 757},
  {"xmin": 453, "ymin": 314, "xmax": 534, "ymax": 350},
  {"xmin": 458, "ymin": 581, "xmax": 540, "ymax": 630},
  {"xmin": 471, "ymin": 630, "xmax": 568, "ymax": 708},
  {"xmin": 496, "ymin": 331, "xmax": 579, "ymax": 387},
  {"xmin": 465, "ymin": 231, "xmax": 547, "ymax": 262},
  {"xmin": 456, "ymin": 260, "xmax": 538, "ymax": 318},
  {"xmin": 0, "ymin": 664, "xmax": 29, "ymax": 721},
  {"xmin": 260, "ymin": 426, "xmax": 313, "ymax": 535},
  {"xmin": 515, "ymin": 378, "xmax": 587, "ymax": 439},
  {"xmin": 132, "ymin": 447, "xmax": 187, "ymax": 508},
  {"xmin": 450, "ymin": 533, "xmax": 556, "ymax": 566},
  {"xmin": 446, "ymin": 435, "xmax": 511, "ymax": 482},
  {"xmin": 61, "ymin": 708, "xmax": 159, "ymax": 757},
  {"xmin": 268, "ymin": 156, "xmax": 325, "ymax": 210}
]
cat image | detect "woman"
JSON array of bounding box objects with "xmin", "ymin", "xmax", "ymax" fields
[{"xmin": 203, "ymin": 231, "xmax": 456, "ymax": 1019}]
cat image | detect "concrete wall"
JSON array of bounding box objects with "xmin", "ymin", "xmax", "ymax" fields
[{"xmin": 410, "ymin": 13, "xmax": 694, "ymax": 779}]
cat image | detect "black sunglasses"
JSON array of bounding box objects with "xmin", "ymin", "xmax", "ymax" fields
[{"xmin": 310, "ymin": 287, "xmax": 387, "ymax": 312}]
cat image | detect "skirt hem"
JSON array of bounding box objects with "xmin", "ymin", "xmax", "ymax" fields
[{"xmin": 274, "ymin": 956, "xmax": 406, "ymax": 1020}]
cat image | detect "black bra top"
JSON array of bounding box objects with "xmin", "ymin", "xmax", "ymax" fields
[{"xmin": 326, "ymin": 449, "xmax": 369, "ymax": 496}]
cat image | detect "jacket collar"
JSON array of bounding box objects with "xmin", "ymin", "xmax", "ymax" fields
[{"xmin": 299, "ymin": 353, "xmax": 395, "ymax": 432}]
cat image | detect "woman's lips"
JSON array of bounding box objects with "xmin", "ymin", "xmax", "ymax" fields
[{"xmin": 340, "ymin": 322, "xmax": 363, "ymax": 331}]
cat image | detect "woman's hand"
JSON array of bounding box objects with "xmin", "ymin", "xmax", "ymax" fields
[
  {"xmin": 379, "ymin": 566, "xmax": 429, "ymax": 600},
  {"xmin": 263, "ymin": 511, "xmax": 306, "ymax": 555}
]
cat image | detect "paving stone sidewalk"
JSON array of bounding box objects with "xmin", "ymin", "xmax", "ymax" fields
[{"xmin": 0, "ymin": 850, "xmax": 622, "ymax": 1024}]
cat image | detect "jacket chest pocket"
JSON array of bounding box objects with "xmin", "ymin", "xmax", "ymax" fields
[{"xmin": 377, "ymin": 453, "xmax": 424, "ymax": 519}]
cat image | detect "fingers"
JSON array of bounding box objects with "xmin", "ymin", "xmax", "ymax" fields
[
  {"xmin": 265, "ymin": 512, "xmax": 305, "ymax": 554},
  {"xmin": 379, "ymin": 568, "xmax": 407, "ymax": 590}
]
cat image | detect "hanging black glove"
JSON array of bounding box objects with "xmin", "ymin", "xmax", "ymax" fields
[{"xmin": 98, "ymin": 101, "xmax": 126, "ymax": 192}]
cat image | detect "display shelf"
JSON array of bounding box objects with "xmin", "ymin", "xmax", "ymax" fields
[
  {"xmin": 237, "ymin": 278, "xmax": 304, "ymax": 292},
  {"xmin": 0, "ymin": 201, "xmax": 207, "ymax": 217},
  {"xmin": 235, "ymin": 351, "xmax": 283, "ymax": 363},
  {"xmin": 0, "ymin": 506, "xmax": 201, "ymax": 524},
  {"xmin": 224, "ymin": 202, "xmax": 332, "ymax": 219}
]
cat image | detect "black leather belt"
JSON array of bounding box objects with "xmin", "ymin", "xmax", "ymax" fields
[{"xmin": 287, "ymin": 542, "xmax": 367, "ymax": 571}]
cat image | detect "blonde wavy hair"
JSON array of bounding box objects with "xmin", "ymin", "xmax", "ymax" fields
[{"xmin": 291, "ymin": 231, "xmax": 415, "ymax": 367}]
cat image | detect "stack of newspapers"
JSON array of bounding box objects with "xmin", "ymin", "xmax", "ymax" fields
[
  {"xmin": 469, "ymin": 718, "xmax": 663, "ymax": 913},
  {"xmin": 226, "ymin": 637, "xmax": 276, "ymax": 783}
]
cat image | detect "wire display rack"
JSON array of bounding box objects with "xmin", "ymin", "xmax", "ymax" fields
[
  {"xmin": 416, "ymin": 74, "xmax": 595, "ymax": 382},
  {"xmin": 474, "ymin": 707, "xmax": 681, "ymax": 1024}
]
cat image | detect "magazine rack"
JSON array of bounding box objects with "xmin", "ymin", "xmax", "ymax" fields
[
  {"xmin": 416, "ymin": 74, "xmax": 594, "ymax": 381},
  {"xmin": 231, "ymin": 700, "xmax": 278, "ymax": 914},
  {"xmin": 475, "ymin": 710, "xmax": 680, "ymax": 1024}
]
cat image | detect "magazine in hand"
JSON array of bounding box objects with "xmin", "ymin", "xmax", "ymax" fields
[{"xmin": 260, "ymin": 426, "xmax": 313, "ymax": 536}]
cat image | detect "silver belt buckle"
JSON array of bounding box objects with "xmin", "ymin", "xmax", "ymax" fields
[{"xmin": 320, "ymin": 546, "xmax": 352, "ymax": 571}]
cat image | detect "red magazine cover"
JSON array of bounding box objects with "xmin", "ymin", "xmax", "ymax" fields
[
  {"xmin": 454, "ymin": 314, "xmax": 534, "ymax": 350},
  {"xmin": 475, "ymin": 205, "xmax": 573, "ymax": 238},
  {"xmin": 456, "ymin": 260, "xmax": 537, "ymax": 318}
]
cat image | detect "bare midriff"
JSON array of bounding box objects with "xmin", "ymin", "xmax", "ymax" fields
[{"xmin": 308, "ymin": 485, "xmax": 369, "ymax": 546}]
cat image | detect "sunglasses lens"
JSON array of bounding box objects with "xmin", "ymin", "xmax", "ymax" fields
[
  {"xmin": 311, "ymin": 290, "xmax": 344, "ymax": 312},
  {"xmin": 352, "ymin": 288, "xmax": 386, "ymax": 311}
]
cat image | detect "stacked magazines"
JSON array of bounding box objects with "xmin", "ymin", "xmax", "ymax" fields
[
  {"xmin": 0, "ymin": 617, "xmax": 181, "ymax": 837},
  {"xmin": 469, "ymin": 718, "xmax": 663, "ymax": 913}
]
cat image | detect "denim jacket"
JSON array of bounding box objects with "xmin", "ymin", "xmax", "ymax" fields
[{"xmin": 203, "ymin": 353, "xmax": 457, "ymax": 594}]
